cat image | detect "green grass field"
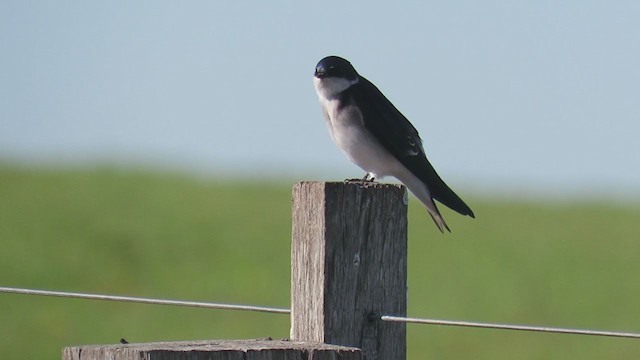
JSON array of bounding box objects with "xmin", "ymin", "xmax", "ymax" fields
[{"xmin": 1, "ymin": 165, "xmax": 639, "ymax": 359}]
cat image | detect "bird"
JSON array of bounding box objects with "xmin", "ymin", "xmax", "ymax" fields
[{"xmin": 312, "ymin": 55, "xmax": 474, "ymax": 232}]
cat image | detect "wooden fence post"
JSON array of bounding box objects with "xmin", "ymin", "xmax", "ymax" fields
[{"xmin": 291, "ymin": 181, "xmax": 408, "ymax": 360}]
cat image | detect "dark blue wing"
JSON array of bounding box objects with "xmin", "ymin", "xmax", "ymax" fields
[{"xmin": 348, "ymin": 76, "xmax": 474, "ymax": 218}]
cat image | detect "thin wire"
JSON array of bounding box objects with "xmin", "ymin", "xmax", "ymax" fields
[
  {"xmin": 381, "ymin": 315, "xmax": 640, "ymax": 339},
  {"xmin": 0, "ymin": 286, "xmax": 290, "ymax": 315},
  {"xmin": 2, "ymin": 286, "xmax": 639, "ymax": 339}
]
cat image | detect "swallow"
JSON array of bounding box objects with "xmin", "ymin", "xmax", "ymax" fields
[{"xmin": 313, "ymin": 55, "xmax": 474, "ymax": 232}]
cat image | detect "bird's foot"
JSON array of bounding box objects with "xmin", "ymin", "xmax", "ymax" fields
[
  {"xmin": 345, "ymin": 173, "xmax": 376, "ymax": 182},
  {"xmin": 344, "ymin": 173, "xmax": 377, "ymax": 188},
  {"xmin": 361, "ymin": 173, "xmax": 376, "ymax": 182},
  {"xmin": 344, "ymin": 176, "xmax": 376, "ymax": 183}
]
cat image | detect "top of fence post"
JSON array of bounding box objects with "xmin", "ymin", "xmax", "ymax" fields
[
  {"xmin": 290, "ymin": 181, "xmax": 408, "ymax": 360},
  {"xmin": 62, "ymin": 339, "xmax": 362, "ymax": 360}
]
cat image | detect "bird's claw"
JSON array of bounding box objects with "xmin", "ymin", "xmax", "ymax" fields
[{"xmin": 344, "ymin": 175, "xmax": 378, "ymax": 189}]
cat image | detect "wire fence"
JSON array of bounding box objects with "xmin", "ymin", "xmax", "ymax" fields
[
  {"xmin": 2, "ymin": 286, "xmax": 639, "ymax": 340},
  {"xmin": 380, "ymin": 315, "xmax": 640, "ymax": 339},
  {"xmin": 0, "ymin": 286, "xmax": 289, "ymax": 314}
]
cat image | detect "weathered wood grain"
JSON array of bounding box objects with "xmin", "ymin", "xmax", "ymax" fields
[
  {"xmin": 291, "ymin": 181, "xmax": 408, "ymax": 360},
  {"xmin": 62, "ymin": 339, "xmax": 362, "ymax": 360}
]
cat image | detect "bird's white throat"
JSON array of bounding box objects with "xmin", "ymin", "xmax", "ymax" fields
[{"xmin": 313, "ymin": 76, "xmax": 359, "ymax": 100}]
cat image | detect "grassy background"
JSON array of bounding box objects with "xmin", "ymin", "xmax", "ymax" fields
[{"xmin": 1, "ymin": 164, "xmax": 639, "ymax": 359}]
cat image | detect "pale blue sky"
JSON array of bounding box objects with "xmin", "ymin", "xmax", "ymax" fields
[{"xmin": 1, "ymin": 1, "xmax": 639, "ymax": 198}]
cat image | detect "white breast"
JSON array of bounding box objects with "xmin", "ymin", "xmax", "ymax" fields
[{"xmin": 314, "ymin": 78, "xmax": 403, "ymax": 179}]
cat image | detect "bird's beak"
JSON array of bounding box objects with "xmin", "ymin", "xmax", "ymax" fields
[{"xmin": 314, "ymin": 66, "xmax": 327, "ymax": 78}]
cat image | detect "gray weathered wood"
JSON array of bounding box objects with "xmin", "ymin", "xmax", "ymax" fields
[
  {"xmin": 290, "ymin": 181, "xmax": 408, "ymax": 360},
  {"xmin": 62, "ymin": 339, "xmax": 362, "ymax": 360}
]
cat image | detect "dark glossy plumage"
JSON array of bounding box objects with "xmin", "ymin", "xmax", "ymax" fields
[{"xmin": 346, "ymin": 77, "xmax": 474, "ymax": 218}]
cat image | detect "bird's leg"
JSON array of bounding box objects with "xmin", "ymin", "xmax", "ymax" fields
[
  {"xmin": 345, "ymin": 172, "xmax": 368, "ymax": 182},
  {"xmin": 345, "ymin": 173, "xmax": 377, "ymax": 183},
  {"xmin": 344, "ymin": 173, "xmax": 375, "ymax": 183},
  {"xmin": 362, "ymin": 173, "xmax": 376, "ymax": 182}
]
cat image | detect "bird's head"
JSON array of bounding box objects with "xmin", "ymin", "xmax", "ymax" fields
[{"xmin": 314, "ymin": 56, "xmax": 359, "ymax": 99}]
